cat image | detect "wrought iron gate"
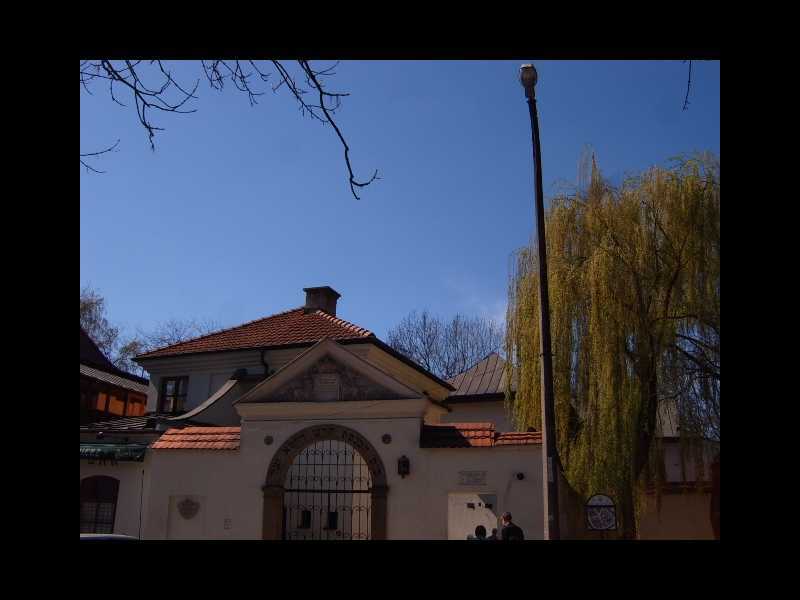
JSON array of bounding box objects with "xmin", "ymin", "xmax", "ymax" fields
[{"xmin": 283, "ymin": 439, "xmax": 372, "ymax": 540}]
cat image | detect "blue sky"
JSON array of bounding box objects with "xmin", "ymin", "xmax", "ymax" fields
[{"xmin": 80, "ymin": 60, "xmax": 720, "ymax": 342}]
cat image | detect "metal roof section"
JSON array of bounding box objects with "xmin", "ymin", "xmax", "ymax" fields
[
  {"xmin": 80, "ymin": 414, "xmax": 207, "ymax": 432},
  {"xmin": 167, "ymin": 378, "xmax": 240, "ymax": 422},
  {"xmin": 447, "ymin": 353, "xmax": 514, "ymax": 400},
  {"xmin": 80, "ymin": 363, "xmax": 151, "ymax": 395}
]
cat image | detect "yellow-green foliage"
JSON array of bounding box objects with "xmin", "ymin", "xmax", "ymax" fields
[{"xmin": 505, "ymin": 154, "xmax": 720, "ymax": 536}]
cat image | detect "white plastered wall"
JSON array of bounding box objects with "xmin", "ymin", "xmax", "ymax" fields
[
  {"xmin": 442, "ymin": 401, "xmax": 515, "ymax": 433},
  {"xmin": 80, "ymin": 458, "xmax": 149, "ymax": 538},
  {"xmin": 141, "ymin": 412, "xmax": 543, "ymax": 540}
]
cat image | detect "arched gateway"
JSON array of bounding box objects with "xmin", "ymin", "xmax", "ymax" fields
[{"xmin": 262, "ymin": 424, "xmax": 388, "ymax": 540}]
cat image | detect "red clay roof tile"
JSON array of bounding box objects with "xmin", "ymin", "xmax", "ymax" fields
[
  {"xmin": 494, "ymin": 431, "xmax": 542, "ymax": 446},
  {"xmin": 151, "ymin": 427, "xmax": 241, "ymax": 450},
  {"xmin": 136, "ymin": 308, "xmax": 373, "ymax": 359},
  {"xmin": 420, "ymin": 422, "xmax": 541, "ymax": 448}
]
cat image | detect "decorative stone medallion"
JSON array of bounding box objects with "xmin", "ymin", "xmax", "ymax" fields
[
  {"xmin": 382, "ymin": 434, "xmax": 392, "ymax": 444},
  {"xmin": 178, "ymin": 497, "xmax": 200, "ymax": 520},
  {"xmin": 264, "ymin": 435, "xmax": 274, "ymax": 446}
]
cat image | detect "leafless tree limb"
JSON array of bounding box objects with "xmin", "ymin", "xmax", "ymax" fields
[
  {"xmin": 682, "ymin": 60, "xmax": 693, "ymax": 111},
  {"xmin": 80, "ymin": 60, "xmax": 378, "ymax": 198},
  {"xmin": 79, "ymin": 139, "xmax": 121, "ymax": 173},
  {"xmin": 387, "ymin": 310, "xmax": 504, "ymax": 380},
  {"xmin": 299, "ymin": 60, "xmax": 379, "ymax": 199}
]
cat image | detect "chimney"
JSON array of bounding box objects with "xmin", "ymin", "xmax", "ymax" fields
[{"xmin": 303, "ymin": 286, "xmax": 341, "ymax": 316}]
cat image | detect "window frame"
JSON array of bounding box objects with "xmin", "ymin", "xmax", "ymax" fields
[
  {"xmin": 80, "ymin": 476, "xmax": 120, "ymax": 534},
  {"xmin": 159, "ymin": 376, "xmax": 189, "ymax": 414}
]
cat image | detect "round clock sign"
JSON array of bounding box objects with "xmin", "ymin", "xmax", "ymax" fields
[{"xmin": 585, "ymin": 494, "xmax": 617, "ymax": 531}]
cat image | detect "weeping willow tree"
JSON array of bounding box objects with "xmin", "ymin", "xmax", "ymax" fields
[{"xmin": 505, "ymin": 153, "xmax": 719, "ymax": 538}]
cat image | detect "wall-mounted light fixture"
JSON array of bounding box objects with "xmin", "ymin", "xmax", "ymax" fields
[{"xmin": 398, "ymin": 455, "xmax": 410, "ymax": 478}]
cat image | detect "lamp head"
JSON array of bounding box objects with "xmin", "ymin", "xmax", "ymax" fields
[{"xmin": 520, "ymin": 64, "xmax": 538, "ymax": 97}]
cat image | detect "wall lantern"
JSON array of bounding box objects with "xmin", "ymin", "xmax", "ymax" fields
[{"xmin": 398, "ymin": 455, "xmax": 410, "ymax": 478}]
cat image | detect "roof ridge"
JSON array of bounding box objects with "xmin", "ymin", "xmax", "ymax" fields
[
  {"xmin": 313, "ymin": 309, "xmax": 374, "ymax": 337},
  {"xmin": 137, "ymin": 307, "xmax": 306, "ymax": 358},
  {"xmin": 426, "ymin": 422, "xmax": 496, "ymax": 429}
]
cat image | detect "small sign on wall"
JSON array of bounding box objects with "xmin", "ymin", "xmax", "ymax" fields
[
  {"xmin": 313, "ymin": 374, "xmax": 340, "ymax": 401},
  {"xmin": 458, "ymin": 470, "xmax": 487, "ymax": 485}
]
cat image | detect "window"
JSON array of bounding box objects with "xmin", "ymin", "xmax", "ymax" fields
[
  {"xmin": 80, "ymin": 476, "xmax": 119, "ymax": 534},
  {"xmin": 126, "ymin": 392, "xmax": 146, "ymax": 417},
  {"xmin": 324, "ymin": 511, "xmax": 338, "ymax": 530},
  {"xmin": 107, "ymin": 393, "xmax": 125, "ymax": 416},
  {"xmin": 94, "ymin": 392, "xmax": 108, "ymax": 412},
  {"xmin": 299, "ymin": 510, "xmax": 312, "ymax": 529},
  {"xmin": 159, "ymin": 376, "xmax": 188, "ymax": 414}
]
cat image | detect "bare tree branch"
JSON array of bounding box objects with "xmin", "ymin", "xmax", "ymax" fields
[
  {"xmin": 682, "ymin": 60, "xmax": 693, "ymax": 111},
  {"xmin": 387, "ymin": 310, "xmax": 504, "ymax": 380},
  {"xmin": 80, "ymin": 59, "xmax": 379, "ymax": 198},
  {"xmin": 299, "ymin": 60, "xmax": 379, "ymax": 199},
  {"xmin": 79, "ymin": 139, "xmax": 120, "ymax": 173}
]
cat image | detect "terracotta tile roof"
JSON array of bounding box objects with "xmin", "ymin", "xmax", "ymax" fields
[
  {"xmin": 420, "ymin": 422, "xmax": 496, "ymax": 447},
  {"xmin": 151, "ymin": 427, "xmax": 241, "ymax": 450},
  {"xmin": 644, "ymin": 481, "xmax": 713, "ymax": 495},
  {"xmin": 494, "ymin": 431, "xmax": 542, "ymax": 446},
  {"xmin": 420, "ymin": 423, "xmax": 542, "ymax": 448},
  {"xmin": 136, "ymin": 308, "xmax": 374, "ymax": 359}
]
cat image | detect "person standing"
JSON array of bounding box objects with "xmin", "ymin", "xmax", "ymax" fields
[
  {"xmin": 469, "ymin": 525, "xmax": 487, "ymax": 540},
  {"xmin": 500, "ymin": 512, "xmax": 525, "ymax": 541}
]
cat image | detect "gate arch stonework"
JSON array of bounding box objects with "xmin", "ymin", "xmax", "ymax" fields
[{"xmin": 262, "ymin": 424, "xmax": 388, "ymax": 539}]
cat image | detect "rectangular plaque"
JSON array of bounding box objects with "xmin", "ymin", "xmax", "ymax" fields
[
  {"xmin": 458, "ymin": 470, "xmax": 487, "ymax": 486},
  {"xmin": 313, "ymin": 374, "xmax": 340, "ymax": 401}
]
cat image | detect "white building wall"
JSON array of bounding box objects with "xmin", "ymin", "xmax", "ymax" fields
[
  {"xmin": 142, "ymin": 415, "xmax": 543, "ymax": 540},
  {"xmin": 140, "ymin": 349, "xmax": 290, "ymax": 413},
  {"xmin": 140, "ymin": 345, "xmax": 375, "ymax": 414},
  {"xmin": 80, "ymin": 459, "xmax": 148, "ymax": 538},
  {"xmin": 662, "ymin": 439, "xmax": 718, "ymax": 482},
  {"xmin": 443, "ymin": 401, "xmax": 515, "ymax": 433},
  {"xmin": 425, "ymin": 447, "xmax": 543, "ymax": 539}
]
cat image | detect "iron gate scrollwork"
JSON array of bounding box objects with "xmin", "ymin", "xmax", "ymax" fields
[{"xmin": 283, "ymin": 439, "xmax": 373, "ymax": 540}]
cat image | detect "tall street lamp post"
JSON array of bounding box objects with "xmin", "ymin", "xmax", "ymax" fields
[{"xmin": 520, "ymin": 63, "xmax": 561, "ymax": 540}]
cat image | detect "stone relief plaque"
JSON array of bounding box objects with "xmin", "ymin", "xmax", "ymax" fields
[
  {"xmin": 458, "ymin": 471, "xmax": 487, "ymax": 486},
  {"xmin": 313, "ymin": 373, "xmax": 340, "ymax": 401},
  {"xmin": 178, "ymin": 497, "xmax": 200, "ymax": 520},
  {"xmin": 270, "ymin": 355, "xmax": 405, "ymax": 402}
]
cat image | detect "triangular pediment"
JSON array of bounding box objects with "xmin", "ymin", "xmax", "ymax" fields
[{"xmin": 236, "ymin": 338, "xmax": 423, "ymax": 404}]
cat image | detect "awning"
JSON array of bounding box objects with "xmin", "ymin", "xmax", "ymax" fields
[{"xmin": 80, "ymin": 443, "xmax": 147, "ymax": 462}]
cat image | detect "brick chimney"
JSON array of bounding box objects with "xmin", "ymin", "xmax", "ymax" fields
[{"xmin": 303, "ymin": 286, "xmax": 341, "ymax": 316}]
